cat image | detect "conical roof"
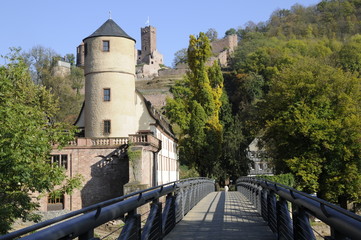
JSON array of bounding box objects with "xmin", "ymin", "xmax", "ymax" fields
[{"xmin": 84, "ymin": 19, "xmax": 135, "ymax": 42}]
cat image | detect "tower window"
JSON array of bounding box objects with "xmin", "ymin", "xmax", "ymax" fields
[
  {"xmin": 103, "ymin": 88, "xmax": 110, "ymax": 101},
  {"xmin": 103, "ymin": 40, "xmax": 110, "ymax": 52},
  {"xmin": 104, "ymin": 120, "xmax": 111, "ymax": 134}
]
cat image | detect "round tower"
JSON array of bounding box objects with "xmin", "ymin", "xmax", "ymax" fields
[{"xmin": 83, "ymin": 19, "xmax": 137, "ymax": 138}]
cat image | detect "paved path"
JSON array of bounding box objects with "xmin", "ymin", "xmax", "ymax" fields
[{"xmin": 165, "ymin": 191, "xmax": 276, "ymax": 240}]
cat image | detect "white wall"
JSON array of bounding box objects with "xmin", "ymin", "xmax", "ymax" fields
[{"xmin": 151, "ymin": 125, "xmax": 178, "ymax": 185}]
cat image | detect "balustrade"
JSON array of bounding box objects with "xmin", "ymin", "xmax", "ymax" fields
[{"xmin": 61, "ymin": 134, "xmax": 159, "ymax": 148}]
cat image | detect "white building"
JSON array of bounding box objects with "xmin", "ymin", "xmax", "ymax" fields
[{"xmin": 247, "ymin": 138, "xmax": 273, "ymax": 176}]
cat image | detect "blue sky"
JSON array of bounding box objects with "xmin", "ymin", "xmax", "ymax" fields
[{"xmin": 1, "ymin": 0, "xmax": 320, "ymax": 67}]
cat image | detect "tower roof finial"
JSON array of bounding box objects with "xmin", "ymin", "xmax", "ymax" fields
[
  {"xmin": 145, "ymin": 16, "xmax": 150, "ymax": 26},
  {"xmin": 109, "ymin": 11, "xmax": 112, "ymax": 19}
]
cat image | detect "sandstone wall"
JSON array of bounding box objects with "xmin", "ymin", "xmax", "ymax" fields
[{"xmin": 37, "ymin": 146, "xmax": 129, "ymax": 211}]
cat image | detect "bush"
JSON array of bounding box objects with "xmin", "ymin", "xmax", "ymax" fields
[
  {"xmin": 179, "ymin": 165, "xmax": 199, "ymax": 179},
  {"xmin": 256, "ymin": 173, "xmax": 295, "ymax": 188}
]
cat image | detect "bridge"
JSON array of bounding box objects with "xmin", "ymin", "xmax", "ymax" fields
[{"xmin": 1, "ymin": 177, "xmax": 360, "ymax": 240}]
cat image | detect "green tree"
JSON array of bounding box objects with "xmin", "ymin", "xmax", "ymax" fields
[
  {"xmin": 172, "ymin": 48, "xmax": 188, "ymax": 67},
  {"xmin": 0, "ymin": 50, "xmax": 82, "ymax": 233},
  {"xmin": 22, "ymin": 45, "xmax": 59, "ymax": 84},
  {"xmin": 23, "ymin": 46, "xmax": 84, "ymax": 124},
  {"xmin": 338, "ymin": 34, "xmax": 361, "ymax": 75},
  {"xmin": 225, "ymin": 28, "xmax": 237, "ymax": 36},
  {"xmin": 166, "ymin": 33, "xmax": 224, "ymax": 177},
  {"xmin": 70, "ymin": 66, "xmax": 85, "ymax": 95},
  {"xmin": 219, "ymin": 91, "xmax": 248, "ymax": 179},
  {"xmin": 42, "ymin": 68, "xmax": 84, "ymax": 124},
  {"xmin": 258, "ymin": 58, "xmax": 361, "ymax": 208},
  {"xmin": 205, "ymin": 28, "xmax": 218, "ymax": 42}
]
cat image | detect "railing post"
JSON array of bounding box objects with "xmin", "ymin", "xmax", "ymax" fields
[
  {"xmin": 292, "ymin": 204, "xmax": 315, "ymax": 240},
  {"xmin": 175, "ymin": 187, "xmax": 184, "ymax": 223},
  {"xmin": 257, "ymin": 185, "xmax": 262, "ymax": 213},
  {"xmin": 277, "ymin": 198, "xmax": 293, "ymax": 240},
  {"xmin": 162, "ymin": 193, "xmax": 176, "ymax": 236},
  {"xmin": 267, "ymin": 190, "xmax": 277, "ymax": 233},
  {"xmin": 261, "ymin": 188, "xmax": 268, "ymax": 222},
  {"xmin": 253, "ymin": 186, "xmax": 258, "ymax": 211},
  {"xmin": 250, "ymin": 186, "xmax": 254, "ymax": 204},
  {"xmin": 119, "ymin": 210, "xmax": 141, "ymax": 240},
  {"xmin": 142, "ymin": 201, "xmax": 163, "ymax": 240},
  {"xmin": 253, "ymin": 187, "xmax": 257, "ymax": 206}
]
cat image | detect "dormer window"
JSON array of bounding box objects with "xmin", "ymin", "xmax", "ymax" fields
[{"xmin": 103, "ymin": 40, "xmax": 110, "ymax": 52}]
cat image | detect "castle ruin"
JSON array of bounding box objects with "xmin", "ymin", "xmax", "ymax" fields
[{"xmin": 136, "ymin": 25, "xmax": 164, "ymax": 79}]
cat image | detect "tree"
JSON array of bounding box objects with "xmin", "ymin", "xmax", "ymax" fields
[
  {"xmin": 338, "ymin": 34, "xmax": 361, "ymax": 75},
  {"xmin": 0, "ymin": 50, "xmax": 82, "ymax": 234},
  {"xmin": 42, "ymin": 67, "xmax": 84, "ymax": 124},
  {"xmin": 218, "ymin": 91, "xmax": 248, "ymax": 179},
  {"xmin": 166, "ymin": 33, "xmax": 224, "ymax": 177},
  {"xmin": 172, "ymin": 48, "xmax": 188, "ymax": 67},
  {"xmin": 70, "ymin": 66, "xmax": 85, "ymax": 95},
  {"xmin": 225, "ymin": 28, "xmax": 237, "ymax": 37},
  {"xmin": 205, "ymin": 28, "xmax": 218, "ymax": 42},
  {"xmin": 22, "ymin": 45, "xmax": 60, "ymax": 84},
  {"xmin": 23, "ymin": 46, "xmax": 84, "ymax": 124},
  {"xmin": 258, "ymin": 58, "xmax": 361, "ymax": 208}
]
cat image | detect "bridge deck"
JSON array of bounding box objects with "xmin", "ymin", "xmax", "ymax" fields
[{"xmin": 165, "ymin": 191, "xmax": 275, "ymax": 240}]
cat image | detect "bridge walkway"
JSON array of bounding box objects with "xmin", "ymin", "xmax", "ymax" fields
[{"xmin": 165, "ymin": 191, "xmax": 275, "ymax": 240}]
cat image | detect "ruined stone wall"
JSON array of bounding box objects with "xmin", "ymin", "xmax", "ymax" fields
[
  {"xmin": 216, "ymin": 51, "xmax": 229, "ymax": 67},
  {"xmin": 211, "ymin": 34, "xmax": 238, "ymax": 54},
  {"xmin": 52, "ymin": 60, "xmax": 71, "ymax": 78},
  {"xmin": 158, "ymin": 68, "xmax": 188, "ymax": 77},
  {"xmin": 136, "ymin": 64, "xmax": 159, "ymax": 78}
]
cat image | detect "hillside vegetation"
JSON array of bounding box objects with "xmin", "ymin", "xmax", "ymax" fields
[{"xmin": 223, "ymin": 0, "xmax": 361, "ymax": 208}]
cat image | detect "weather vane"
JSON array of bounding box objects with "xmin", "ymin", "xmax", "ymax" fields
[{"xmin": 145, "ymin": 16, "xmax": 150, "ymax": 26}]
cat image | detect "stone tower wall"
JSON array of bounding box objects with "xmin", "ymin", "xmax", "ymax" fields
[
  {"xmin": 76, "ymin": 43, "xmax": 85, "ymax": 67},
  {"xmin": 84, "ymin": 36, "xmax": 137, "ymax": 138},
  {"xmin": 140, "ymin": 26, "xmax": 156, "ymax": 60}
]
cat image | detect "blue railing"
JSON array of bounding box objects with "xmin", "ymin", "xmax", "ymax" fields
[
  {"xmin": 237, "ymin": 177, "xmax": 361, "ymax": 240},
  {"xmin": 1, "ymin": 178, "xmax": 215, "ymax": 240}
]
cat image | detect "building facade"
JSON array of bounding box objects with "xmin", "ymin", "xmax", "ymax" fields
[
  {"xmin": 247, "ymin": 138, "xmax": 273, "ymax": 176},
  {"xmin": 39, "ymin": 19, "xmax": 178, "ymax": 212}
]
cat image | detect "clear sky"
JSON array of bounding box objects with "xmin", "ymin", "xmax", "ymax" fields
[{"xmin": 0, "ymin": 0, "xmax": 320, "ymax": 67}]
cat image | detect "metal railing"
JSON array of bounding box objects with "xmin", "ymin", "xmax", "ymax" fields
[
  {"xmin": 237, "ymin": 177, "xmax": 361, "ymax": 240},
  {"xmin": 1, "ymin": 178, "xmax": 214, "ymax": 240}
]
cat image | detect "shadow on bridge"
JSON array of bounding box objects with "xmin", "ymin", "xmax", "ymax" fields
[{"xmin": 165, "ymin": 191, "xmax": 275, "ymax": 240}]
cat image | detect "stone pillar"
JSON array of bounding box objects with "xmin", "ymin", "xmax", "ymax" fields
[{"xmin": 124, "ymin": 146, "xmax": 149, "ymax": 195}]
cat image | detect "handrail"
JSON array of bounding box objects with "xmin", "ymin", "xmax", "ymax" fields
[
  {"xmin": 237, "ymin": 177, "xmax": 361, "ymax": 240},
  {"xmin": 1, "ymin": 177, "xmax": 214, "ymax": 240}
]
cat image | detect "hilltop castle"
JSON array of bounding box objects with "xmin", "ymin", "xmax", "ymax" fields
[
  {"xmin": 38, "ymin": 19, "xmax": 178, "ymax": 212},
  {"xmin": 136, "ymin": 25, "xmax": 164, "ymax": 78}
]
